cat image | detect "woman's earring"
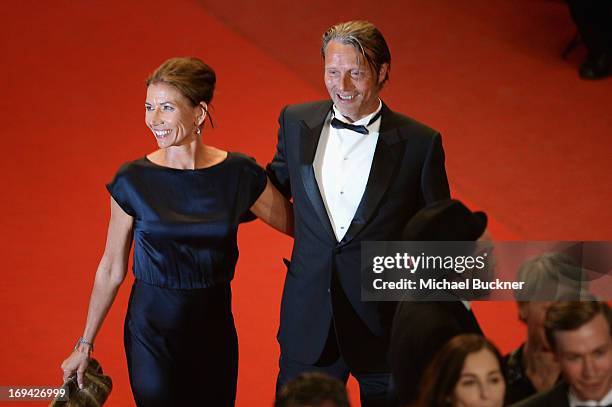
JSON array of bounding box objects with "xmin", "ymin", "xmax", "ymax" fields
[{"xmin": 195, "ymin": 126, "xmax": 201, "ymax": 136}]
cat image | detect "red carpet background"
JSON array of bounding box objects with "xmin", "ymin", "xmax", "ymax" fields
[{"xmin": 1, "ymin": 0, "xmax": 610, "ymax": 405}]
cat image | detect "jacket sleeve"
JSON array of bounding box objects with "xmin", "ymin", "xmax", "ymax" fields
[{"xmin": 421, "ymin": 132, "xmax": 450, "ymax": 205}]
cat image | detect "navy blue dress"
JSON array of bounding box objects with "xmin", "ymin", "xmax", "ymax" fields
[{"xmin": 106, "ymin": 153, "xmax": 267, "ymax": 407}]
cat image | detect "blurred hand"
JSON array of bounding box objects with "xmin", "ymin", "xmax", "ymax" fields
[{"xmin": 61, "ymin": 347, "xmax": 90, "ymax": 389}]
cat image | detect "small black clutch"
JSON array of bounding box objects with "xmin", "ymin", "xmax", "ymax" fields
[{"xmin": 50, "ymin": 358, "xmax": 112, "ymax": 407}]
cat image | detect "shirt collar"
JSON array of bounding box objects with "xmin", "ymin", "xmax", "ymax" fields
[
  {"xmin": 568, "ymin": 386, "xmax": 612, "ymax": 407},
  {"xmin": 332, "ymin": 99, "xmax": 382, "ymax": 126}
]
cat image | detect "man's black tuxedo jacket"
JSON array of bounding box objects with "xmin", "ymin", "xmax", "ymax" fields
[
  {"xmin": 267, "ymin": 100, "xmax": 450, "ymax": 371},
  {"xmin": 510, "ymin": 382, "xmax": 570, "ymax": 407},
  {"xmin": 390, "ymin": 301, "xmax": 483, "ymax": 405}
]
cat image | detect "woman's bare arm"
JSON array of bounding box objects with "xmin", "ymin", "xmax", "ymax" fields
[
  {"xmin": 250, "ymin": 177, "xmax": 294, "ymax": 237},
  {"xmin": 60, "ymin": 197, "xmax": 133, "ymax": 388}
]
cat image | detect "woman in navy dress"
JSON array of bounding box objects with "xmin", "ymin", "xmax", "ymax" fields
[{"xmin": 60, "ymin": 57, "xmax": 293, "ymax": 406}]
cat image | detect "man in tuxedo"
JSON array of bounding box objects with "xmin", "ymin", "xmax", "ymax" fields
[
  {"xmin": 267, "ymin": 20, "xmax": 450, "ymax": 405},
  {"xmin": 390, "ymin": 199, "xmax": 486, "ymax": 406},
  {"xmin": 511, "ymin": 300, "xmax": 612, "ymax": 407}
]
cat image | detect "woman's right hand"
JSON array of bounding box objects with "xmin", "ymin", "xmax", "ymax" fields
[{"xmin": 60, "ymin": 347, "xmax": 90, "ymax": 389}]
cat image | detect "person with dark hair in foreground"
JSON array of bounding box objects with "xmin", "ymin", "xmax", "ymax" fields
[
  {"xmin": 60, "ymin": 57, "xmax": 293, "ymax": 406},
  {"xmin": 267, "ymin": 20, "xmax": 450, "ymax": 406},
  {"xmin": 511, "ymin": 300, "xmax": 612, "ymax": 407},
  {"xmin": 416, "ymin": 334, "xmax": 506, "ymax": 407},
  {"xmin": 390, "ymin": 199, "xmax": 486, "ymax": 406},
  {"xmin": 275, "ymin": 373, "xmax": 350, "ymax": 407}
]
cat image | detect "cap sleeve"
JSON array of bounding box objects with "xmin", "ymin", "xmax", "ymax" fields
[
  {"xmin": 106, "ymin": 164, "xmax": 136, "ymax": 217},
  {"xmin": 237, "ymin": 154, "xmax": 267, "ymax": 223}
]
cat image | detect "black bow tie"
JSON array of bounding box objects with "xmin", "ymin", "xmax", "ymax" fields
[{"xmin": 330, "ymin": 110, "xmax": 382, "ymax": 135}]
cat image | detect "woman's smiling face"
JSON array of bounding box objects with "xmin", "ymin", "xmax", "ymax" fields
[{"xmin": 145, "ymin": 82, "xmax": 204, "ymax": 148}]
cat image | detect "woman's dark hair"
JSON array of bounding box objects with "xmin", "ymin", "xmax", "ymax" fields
[
  {"xmin": 416, "ymin": 334, "xmax": 505, "ymax": 407},
  {"xmin": 146, "ymin": 56, "xmax": 215, "ymax": 105}
]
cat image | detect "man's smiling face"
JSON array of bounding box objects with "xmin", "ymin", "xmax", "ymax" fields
[{"xmin": 323, "ymin": 40, "xmax": 387, "ymax": 122}]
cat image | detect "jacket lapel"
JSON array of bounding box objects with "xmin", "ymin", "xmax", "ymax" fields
[
  {"xmin": 549, "ymin": 382, "xmax": 570, "ymax": 407},
  {"xmin": 299, "ymin": 101, "xmax": 336, "ymax": 242},
  {"xmin": 447, "ymin": 302, "xmax": 483, "ymax": 335},
  {"xmin": 340, "ymin": 103, "xmax": 401, "ymax": 245}
]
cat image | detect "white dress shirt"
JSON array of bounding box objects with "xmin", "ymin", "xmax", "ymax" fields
[
  {"xmin": 569, "ymin": 387, "xmax": 612, "ymax": 407},
  {"xmin": 313, "ymin": 101, "xmax": 382, "ymax": 242}
]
